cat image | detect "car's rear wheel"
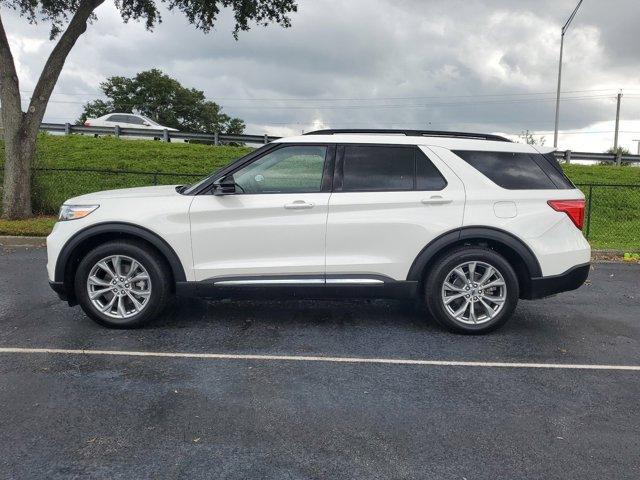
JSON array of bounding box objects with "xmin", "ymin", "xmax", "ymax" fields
[
  {"xmin": 74, "ymin": 241, "xmax": 171, "ymax": 328},
  {"xmin": 425, "ymin": 247, "xmax": 519, "ymax": 334}
]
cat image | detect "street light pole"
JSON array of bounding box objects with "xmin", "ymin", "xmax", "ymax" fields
[
  {"xmin": 553, "ymin": 0, "xmax": 584, "ymax": 148},
  {"xmin": 633, "ymin": 140, "xmax": 640, "ymax": 155}
]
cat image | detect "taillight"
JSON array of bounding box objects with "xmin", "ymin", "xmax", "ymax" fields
[{"xmin": 547, "ymin": 199, "xmax": 585, "ymax": 230}]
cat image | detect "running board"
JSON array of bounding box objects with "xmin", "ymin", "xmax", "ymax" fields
[
  {"xmin": 213, "ymin": 278, "xmax": 385, "ymax": 286},
  {"xmin": 175, "ymin": 276, "xmax": 418, "ymax": 300}
]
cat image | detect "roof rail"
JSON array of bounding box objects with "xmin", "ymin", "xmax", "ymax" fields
[{"xmin": 303, "ymin": 129, "xmax": 512, "ymax": 142}]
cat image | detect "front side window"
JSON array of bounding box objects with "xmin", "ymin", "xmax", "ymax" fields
[{"xmin": 233, "ymin": 145, "xmax": 327, "ymax": 194}]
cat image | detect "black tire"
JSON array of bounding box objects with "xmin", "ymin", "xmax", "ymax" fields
[
  {"xmin": 74, "ymin": 240, "xmax": 172, "ymax": 328},
  {"xmin": 424, "ymin": 246, "xmax": 519, "ymax": 334}
]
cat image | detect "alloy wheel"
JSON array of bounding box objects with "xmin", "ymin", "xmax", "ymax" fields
[
  {"xmin": 86, "ymin": 255, "xmax": 152, "ymax": 319},
  {"xmin": 440, "ymin": 261, "xmax": 507, "ymax": 325}
]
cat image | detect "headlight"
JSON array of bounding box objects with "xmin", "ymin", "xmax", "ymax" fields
[{"xmin": 58, "ymin": 204, "xmax": 99, "ymax": 221}]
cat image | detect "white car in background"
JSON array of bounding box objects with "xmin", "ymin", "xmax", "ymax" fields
[{"xmin": 84, "ymin": 113, "xmax": 178, "ymax": 132}]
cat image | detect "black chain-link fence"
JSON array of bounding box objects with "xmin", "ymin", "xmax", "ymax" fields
[
  {"xmin": 576, "ymin": 183, "xmax": 640, "ymax": 251},
  {"xmin": 0, "ymin": 168, "xmax": 638, "ymax": 251},
  {"xmin": 0, "ymin": 167, "xmax": 205, "ymax": 215},
  {"xmin": 29, "ymin": 167, "xmax": 204, "ymax": 213}
]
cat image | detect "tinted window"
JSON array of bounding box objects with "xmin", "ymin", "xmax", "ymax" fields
[
  {"xmin": 106, "ymin": 114, "xmax": 128, "ymax": 122},
  {"xmin": 416, "ymin": 149, "xmax": 447, "ymax": 190},
  {"xmin": 126, "ymin": 115, "xmax": 145, "ymax": 125},
  {"xmin": 342, "ymin": 146, "xmax": 415, "ymax": 191},
  {"xmin": 453, "ymin": 150, "xmax": 571, "ymax": 190},
  {"xmin": 540, "ymin": 153, "xmax": 575, "ymax": 188},
  {"xmin": 233, "ymin": 145, "xmax": 326, "ymax": 194}
]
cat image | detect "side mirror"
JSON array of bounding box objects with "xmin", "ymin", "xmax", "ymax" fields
[{"xmin": 212, "ymin": 175, "xmax": 236, "ymax": 195}]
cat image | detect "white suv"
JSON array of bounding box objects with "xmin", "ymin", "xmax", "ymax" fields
[{"xmin": 47, "ymin": 129, "xmax": 591, "ymax": 333}]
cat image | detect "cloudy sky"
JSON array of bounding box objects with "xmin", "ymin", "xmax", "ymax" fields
[{"xmin": 4, "ymin": 0, "xmax": 640, "ymax": 151}]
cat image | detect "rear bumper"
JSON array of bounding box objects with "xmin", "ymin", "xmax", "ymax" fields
[{"xmin": 524, "ymin": 263, "xmax": 590, "ymax": 299}]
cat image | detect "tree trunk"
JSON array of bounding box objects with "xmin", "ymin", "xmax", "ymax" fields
[
  {"xmin": 2, "ymin": 123, "xmax": 35, "ymax": 219},
  {"xmin": 0, "ymin": 0, "xmax": 104, "ymax": 220}
]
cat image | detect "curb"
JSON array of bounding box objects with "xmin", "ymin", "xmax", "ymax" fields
[{"xmin": 0, "ymin": 236, "xmax": 47, "ymax": 248}]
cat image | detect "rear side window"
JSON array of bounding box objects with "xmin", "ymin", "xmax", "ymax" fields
[
  {"xmin": 340, "ymin": 146, "xmax": 446, "ymax": 192},
  {"xmin": 342, "ymin": 146, "xmax": 414, "ymax": 191},
  {"xmin": 126, "ymin": 115, "xmax": 145, "ymax": 125},
  {"xmin": 416, "ymin": 149, "xmax": 447, "ymax": 190},
  {"xmin": 453, "ymin": 150, "xmax": 573, "ymax": 190}
]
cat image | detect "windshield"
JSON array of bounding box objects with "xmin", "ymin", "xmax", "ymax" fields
[{"xmin": 180, "ymin": 145, "xmax": 271, "ymax": 195}]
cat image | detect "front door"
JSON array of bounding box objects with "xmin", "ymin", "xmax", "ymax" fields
[{"xmin": 189, "ymin": 144, "xmax": 332, "ymax": 282}]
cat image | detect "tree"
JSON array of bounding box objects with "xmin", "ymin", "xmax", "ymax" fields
[
  {"xmin": 604, "ymin": 146, "xmax": 631, "ymax": 166},
  {"xmin": 77, "ymin": 69, "xmax": 246, "ymax": 134},
  {"xmin": 519, "ymin": 129, "xmax": 546, "ymax": 146},
  {"xmin": 0, "ymin": 0, "xmax": 297, "ymax": 220}
]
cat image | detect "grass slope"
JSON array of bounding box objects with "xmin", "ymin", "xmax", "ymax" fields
[
  {"xmin": 0, "ymin": 134, "xmax": 252, "ymax": 214},
  {"xmin": 564, "ymin": 164, "xmax": 640, "ymax": 185},
  {"xmin": 0, "ymin": 135, "xmax": 638, "ymax": 250}
]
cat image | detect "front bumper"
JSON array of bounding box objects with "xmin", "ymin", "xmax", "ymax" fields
[
  {"xmin": 49, "ymin": 281, "xmax": 68, "ymax": 300},
  {"xmin": 49, "ymin": 281, "xmax": 77, "ymax": 305},
  {"xmin": 525, "ymin": 263, "xmax": 590, "ymax": 299}
]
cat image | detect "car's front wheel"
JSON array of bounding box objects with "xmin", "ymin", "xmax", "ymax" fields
[
  {"xmin": 425, "ymin": 247, "xmax": 519, "ymax": 334},
  {"xmin": 74, "ymin": 241, "xmax": 171, "ymax": 328}
]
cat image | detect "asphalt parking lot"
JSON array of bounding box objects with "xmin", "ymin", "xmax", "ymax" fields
[{"xmin": 1, "ymin": 246, "xmax": 639, "ymax": 479}]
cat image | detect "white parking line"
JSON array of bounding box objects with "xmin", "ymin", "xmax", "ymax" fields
[{"xmin": 0, "ymin": 347, "xmax": 639, "ymax": 371}]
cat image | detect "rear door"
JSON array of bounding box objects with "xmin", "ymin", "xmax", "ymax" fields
[{"xmin": 325, "ymin": 144, "xmax": 465, "ymax": 281}]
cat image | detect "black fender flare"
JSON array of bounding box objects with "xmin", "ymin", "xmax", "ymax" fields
[
  {"xmin": 406, "ymin": 226, "xmax": 542, "ymax": 281},
  {"xmin": 54, "ymin": 222, "xmax": 187, "ymax": 283}
]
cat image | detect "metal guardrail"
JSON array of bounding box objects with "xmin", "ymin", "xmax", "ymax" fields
[
  {"xmin": 553, "ymin": 150, "xmax": 640, "ymax": 165},
  {"xmin": 40, "ymin": 122, "xmax": 281, "ymax": 145},
  {"xmin": 37, "ymin": 123, "xmax": 640, "ymax": 164}
]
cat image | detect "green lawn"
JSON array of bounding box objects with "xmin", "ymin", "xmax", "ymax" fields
[
  {"xmin": 0, "ymin": 216, "xmax": 57, "ymax": 237},
  {"xmin": 0, "ymin": 135, "xmax": 638, "ymax": 250}
]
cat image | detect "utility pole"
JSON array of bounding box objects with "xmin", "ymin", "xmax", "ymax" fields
[
  {"xmin": 614, "ymin": 92, "xmax": 622, "ymax": 150},
  {"xmin": 554, "ymin": 32, "xmax": 565, "ymax": 148},
  {"xmin": 554, "ymin": 0, "xmax": 584, "ymax": 148}
]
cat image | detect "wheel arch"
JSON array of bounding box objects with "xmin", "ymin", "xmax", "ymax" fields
[
  {"xmin": 55, "ymin": 222, "xmax": 187, "ymax": 300},
  {"xmin": 407, "ymin": 227, "xmax": 542, "ymax": 298}
]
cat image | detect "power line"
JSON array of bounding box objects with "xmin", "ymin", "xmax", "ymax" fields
[
  {"xmin": 20, "ymin": 87, "xmax": 622, "ymax": 102},
  {"xmin": 29, "ymin": 94, "xmax": 617, "ymax": 110}
]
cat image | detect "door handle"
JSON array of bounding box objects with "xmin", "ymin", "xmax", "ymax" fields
[
  {"xmin": 284, "ymin": 200, "xmax": 315, "ymax": 210},
  {"xmin": 421, "ymin": 195, "xmax": 452, "ymax": 205}
]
